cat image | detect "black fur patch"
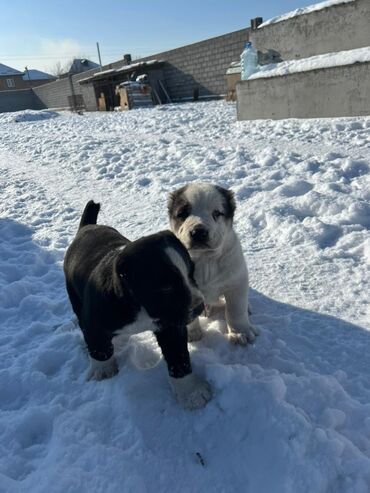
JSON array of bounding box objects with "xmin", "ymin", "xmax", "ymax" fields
[
  {"xmin": 115, "ymin": 231, "xmax": 194, "ymax": 326},
  {"xmin": 215, "ymin": 186, "xmax": 236, "ymax": 220},
  {"xmin": 167, "ymin": 185, "xmax": 191, "ymax": 229}
]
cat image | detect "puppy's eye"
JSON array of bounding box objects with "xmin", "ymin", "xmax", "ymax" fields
[
  {"xmin": 212, "ymin": 210, "xmax": 224, "ymax": 220},
  {"xmin": 176, "ymin": 207, "xmax": 189, "ymax": 220}
]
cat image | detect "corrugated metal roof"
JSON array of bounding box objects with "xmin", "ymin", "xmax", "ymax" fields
[
  {"xmin": 22, "ymin": 69, "xmax": 55, "ymax": 81},
  {"xmin": 78, "ymin": 59, "xmax": 164, "ymax": 84},
  {"xmin": 68, "ymin": 59, "xmax": 100, "ymax": 74},
  {"xmin": 0, "ymin": 63, "xmax": 24, "ymax": 76}
]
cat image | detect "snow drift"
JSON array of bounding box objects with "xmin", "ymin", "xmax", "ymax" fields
[{"xmin": 0, "ymin": 101, "xmax": 369, "ymax": 492}]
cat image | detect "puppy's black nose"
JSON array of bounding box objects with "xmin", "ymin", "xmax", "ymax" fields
[{"xmin": 190, "ymin": 225, "xmax": 209, "ymax": 243}]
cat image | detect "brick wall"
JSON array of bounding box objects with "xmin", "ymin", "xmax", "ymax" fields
[
  {"xmin": 76, "ymin": 75, "xmax": 100, "ymax": 111},
  {"xmin": 111, "ymin": 28, "xmax": 249, "ymax": 101},
  {"xmin": 32, "ymin": 73, "xmax": 98, "ymax": 111},
  {"xmin": 32, "ymin": 28, "xmax": 249, "ymax": 111},
  {"xmin": 32, "ymin": 77, "xmax": 72, "ymax": 109}
]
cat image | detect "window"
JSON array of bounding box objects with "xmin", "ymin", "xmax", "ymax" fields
[{"xmin": 6, "ymin": 78, "xmax": 15, "ymax": 88}]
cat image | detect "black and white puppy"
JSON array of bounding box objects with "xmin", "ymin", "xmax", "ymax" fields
[
  {"xmin": 168, "ymin": 182, "xmax": 259, "ymax": 345},
  {"xmin": 64, "ymin": 200, "xmax": 212, "ymax": 410}
]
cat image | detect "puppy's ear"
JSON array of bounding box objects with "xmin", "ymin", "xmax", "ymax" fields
[
  {"xmin": 216, "ymin": 186, "xmax": 236, "ymax": 220},
  {"xmin": 167, "ymin": 186, "xmax": 187, "ymax": 215}
]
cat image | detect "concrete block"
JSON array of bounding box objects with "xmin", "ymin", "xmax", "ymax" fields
[
  {"xmin": 250, "ymin": 0, "xmax": 370, "ymax": 61},
  {"xmin": 237, "ymin": 61, "xmax": 370, "ymax": 120}
]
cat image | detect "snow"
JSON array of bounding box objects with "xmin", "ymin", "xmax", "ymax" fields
[
  {"xmin": 259, "ymin": 0, "xmax": 355, "ymax": 28},
  {"xmin": 226, "ymin": 61, "xmax": 241, "ymax": 75},
  {"xmin": 115, "ymin": 59, "xmax": 163, "ymax": 72},
  {"xmin": 0, "ymin": 110, "xmax": 59, "ymax": 124},
  {"xmin": 81, "ymin": 60, "xmax": 164, "ymax": 83},
  {"xmin": 248, "ymin": 47, "xmax": 370, "ymax": 80},
  {"xmin": 0, "ymin": 101, "xmax": 369, "ymax": 492}
]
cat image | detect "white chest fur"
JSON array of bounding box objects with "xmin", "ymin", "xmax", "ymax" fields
[
  {"xmin": 194, "ymin": 259, "xmax": 224, "ymax": 304},
  {"xmin": 192, "ymin": 232, "xmax": 248, "ymax": 306},
  {"xmin": 113, "ymin": 308, "xmax": 157, "ymax": 342}
]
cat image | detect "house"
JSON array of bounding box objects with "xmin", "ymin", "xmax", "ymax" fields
[
  {"xmin": 22, "ymin": 69, "xmax": 56, "ymax": 88},
  {"xmin": 0, "ymin": 63, "xmax": 27, "ymax": 91},
  {"xmin": 59, "ymin": 58, "xmax": 100, "ymax": 78}
]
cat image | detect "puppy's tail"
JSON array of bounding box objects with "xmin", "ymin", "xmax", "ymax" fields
[{"xmin": 79, "ymin": 200, "xmax": 100, "ymax": 230}]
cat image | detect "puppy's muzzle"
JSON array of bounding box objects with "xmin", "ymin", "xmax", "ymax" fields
[{"xmin": 190, "ymin": 225, "xmax": 209, "ymax": 247}]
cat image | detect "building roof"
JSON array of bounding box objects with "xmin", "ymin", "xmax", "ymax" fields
[
  {"xmin": 0, "ymin": 63, "xmax": 24, "ymax": 77},
  {"xmin": 78, "ymin": 59, "xmax": 164, "ymax": 84},
  {"xmin": 23, "ymin": 69, "xmax": 55, "ymax": 81},
  {"xmin": 68, "ymin": 58, "xmax": 100, "ymax": 74}
]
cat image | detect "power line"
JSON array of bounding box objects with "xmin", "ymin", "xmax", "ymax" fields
[{"xmin": 0, "ymin": 48, "xmax": 166, "ymax": 60}]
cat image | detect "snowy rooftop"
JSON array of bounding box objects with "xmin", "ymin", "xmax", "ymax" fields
[
  {"xmin": 259, "ymin": 0, "xmax": 355, "ymax": 28},
  {"xmin": 68, "ymin": 58, "xmax": 100, "ymax": 75},
  {"xmin": 226, "ymin": 61, "xmax": 241, "ymax": 75},
  {"xmin": 79, "ymin": 59, "xmax": 164, "ymax": 83},
  {"xmin": 248, "ymin": 46, "xmax": 370, "ymax": 80},
  {"xmin": 115, "ymin": 59, "xmax": 163, "ymax": 73},
  {"xmin": 0, "ymin": 63, "xmax": 24, "ymax": 76}
]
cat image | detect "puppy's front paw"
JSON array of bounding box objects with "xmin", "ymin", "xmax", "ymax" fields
[
  {"xmin": 228, "ymin": 323, "xmax": 259, "ymax": 346},
  {"xmin": 170, "ymin": 373, "xmax": 212, "ymax": 410},
  {"xmin": 87, "ymin": 356, "xmax": 119, "ymax": 381}
]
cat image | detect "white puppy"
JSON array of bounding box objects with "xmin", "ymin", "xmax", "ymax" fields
[{"xmin": 168, "ymin": 182, "xmax": 259, "ymax": 345}]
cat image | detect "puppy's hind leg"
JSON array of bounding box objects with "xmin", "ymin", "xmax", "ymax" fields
[{"xmin": 65, "ymin": 282, "xmax": 83, "ymax": 323}]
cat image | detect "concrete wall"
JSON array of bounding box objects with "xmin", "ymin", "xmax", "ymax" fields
[
  {"xmin": 0, "ymin": 89, "xmax": 46, "ymax": 113},
  {"xmin": 127, "ymin": 28, "xmax": 249, "ymax": 101},
  {"xmin": 32, "ymin": 77, "xmax": 71, "ymax": 109},
  {"xmin": 33, "ymin": 73, "xmax": 98, "ymax": 111},
  {"xmin": 78, "ymin": 79, "xmax": 100, "ymax": 111},
  {"xmin": 27, "ymin": 79, "xmax": 57, "ymax": 88},
  {"xmin": 250, "ymin": 0, "xmax": 370, "ymax": 61},
  {"xmin": 32, "ymin": 28, "xmax": 250, "ymax": 110},
  {"xmin": 236, "ymin": 61, "xmax": 370, "ymax": 120}
]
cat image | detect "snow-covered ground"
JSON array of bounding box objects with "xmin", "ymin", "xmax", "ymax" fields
[{"xmin": 0, "ymin": 102, "xmax": 369, "ymax": 493}]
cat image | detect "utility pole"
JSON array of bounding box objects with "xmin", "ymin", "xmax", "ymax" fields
[
  {"xmin": 25, "ymin": 66, "xmax": 32, "ymax": 88},
  {"xmin": 96, "ymin": 42, "xmax": 103, "ymax": 71}
]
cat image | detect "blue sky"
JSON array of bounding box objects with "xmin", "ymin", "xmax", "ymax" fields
[{"xmin": 1, "ymin": 0, "xmax": 320, "ymax": 73}]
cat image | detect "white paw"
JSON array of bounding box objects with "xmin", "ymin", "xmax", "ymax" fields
[
  {"xmin": 228, "ymin": 323, "xmax": 259, "ymax": 346},
  {"xmin": 87, "ymin": 356, "xmax": 119, "ymax": 381},
  {"xmin": 170, "ymin": 373, "xmax": 212, "ymax": 410}
]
